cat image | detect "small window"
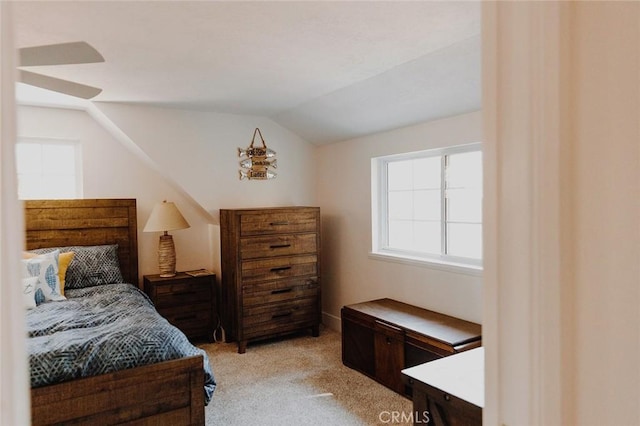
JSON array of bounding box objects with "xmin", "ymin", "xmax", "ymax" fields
[
  {"xmin": 372, "ymin": 143, "xmax": 482, "ymax": 271},
  {"xmin": 15, "ymin": 138, "xmax": 82, "ymax": 200}
]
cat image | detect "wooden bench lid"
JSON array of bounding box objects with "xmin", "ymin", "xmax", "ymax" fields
[{"xmin": 343, "ymin": 298, "xmax": 481, "ymax": 347}]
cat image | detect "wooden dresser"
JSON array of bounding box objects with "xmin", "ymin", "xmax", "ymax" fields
[
  {"xmin": 341, "ymin": 298, "xmax": 481, "ymax": 396},
  {"xmin": 220, "ymin": 207, "xmax": 321, "ymax": 353}
]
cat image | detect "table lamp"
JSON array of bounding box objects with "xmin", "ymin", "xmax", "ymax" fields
[{"xmin": 143, "ymin": 200, "xmax": 190, "ymax": 277}]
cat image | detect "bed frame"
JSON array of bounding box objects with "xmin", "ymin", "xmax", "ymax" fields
[{"xmin": 25, "ymin": 199, "xmax": 205, "ymax": 426}]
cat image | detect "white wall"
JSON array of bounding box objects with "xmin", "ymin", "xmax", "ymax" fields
[
  {"xmin": 16, "ymin": 105, "xmax": 215, "ymax": 284},
  {"xmin": 483, "ymin": 2, "xmax": 639, "ymax": 425},
  {"xmin": 16, "ymin": 104, "xmax": 318, "ymax": 290},
  {"xmin": 93, "ymin": 102, "xmax": 317, "ymax": 285},
  {"xmin": 316, "ymin": 111, "xmax": 483, "ymax": 328},
  {"xmin": 567, "ymin": 3, "xmax": 639, "ymax": 424},
  {"xmin": 93, "ymin": 102, "xmax": 318, "ymax": 218}
]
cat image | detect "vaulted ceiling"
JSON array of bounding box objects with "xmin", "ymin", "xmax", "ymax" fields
[{"xmin": 12, "ymin": 1, "xmax": 481, "ymax": 145}]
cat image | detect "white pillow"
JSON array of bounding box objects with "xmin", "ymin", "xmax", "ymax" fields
[
  {"xmin": 22, "ymin": 250, "xmax": 66, "ymax": 305},
  {"xmin": 22, "ymin": 276, "xmax": 38, "ymax": 309}
]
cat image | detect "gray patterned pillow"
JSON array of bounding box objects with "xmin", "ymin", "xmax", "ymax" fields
[{"xmin": 29, "ymin": 245, "xmax": 124, "ymax": 289}]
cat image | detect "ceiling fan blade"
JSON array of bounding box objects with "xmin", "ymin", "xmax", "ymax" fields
[
  {"xmin": 19, "ymin": 41, "xmax": 104, "ymax": 67},
  {"xmin": 19, "ymin": 70, "xmax": 102, "ymax": 99}
]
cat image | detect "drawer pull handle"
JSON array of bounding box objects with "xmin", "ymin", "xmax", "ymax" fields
[
  {"xmin": 271, "ymin": 288, "xmax": 293, "ymax": 295},
  {"xmin": 173, "ymin": 291, "xmax": 197, "ymax": 296},
  {"xmin": 270, "ymin": 221, "xmax": 290, "ymax": 226},
  {"xmin": 270, "ymin": 266, "xmax": 292, "ymax": 272},
  {"xmin": 272, "ymin": 311, "xmax": 292, "ymax": 319},
  {"xmin": 270, "ymin": 244, "xmax": 292, "ymax": 249},
  {"xmin": 175, "ymin": 315, "xmax": 196, "ymax": 321}
]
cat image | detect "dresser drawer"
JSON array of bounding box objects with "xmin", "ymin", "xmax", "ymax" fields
[
  {"xmin": 243, "ymin": 297, "xmax": 319, "ymax": 340},
  {"xmin": 242, "ymin": 297, "xmax": 318, "ymax": 323},
  {"xmin": 243, "ymin": 318, "xmax": 318, "ymax": 341},
  {"xmin": 241, "ymin": 254, "xmax": 317, "ymax": 283},
  {"xmin": 154, "ymin": 282, "xmax": 211, "ymax": 308},
  {"xmin": 240, "ymin": 210, "xmax": 318, "ymax": 236},
  {"xmin": 240, "ymin": 233, "xmax": 317, "ymax": 259},
  {"xmin": 242, "ymin": 277, "xmax": 319, "ymax": 307}
]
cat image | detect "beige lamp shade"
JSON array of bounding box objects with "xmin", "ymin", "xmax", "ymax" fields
[
  {"xmin": 143, "ymin": 201, "xmax": 190, "ymax": 233},
  {"xmin": 143, "ymin": 201, "xmax": 190, "ymax": 277}
]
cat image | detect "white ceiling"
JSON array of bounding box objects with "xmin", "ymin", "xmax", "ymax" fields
[{"xmin": 12, "ymin": 1, "xmax": 481, "ymax": 145}]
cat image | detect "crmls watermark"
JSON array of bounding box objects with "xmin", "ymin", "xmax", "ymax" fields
[{"xmin": 378, "ymin": 410, "xmax": 430, "ymax": 424}]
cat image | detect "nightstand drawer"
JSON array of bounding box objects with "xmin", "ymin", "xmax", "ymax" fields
[
  {"xmin": 159, "ymin": 303, "xmax": 212, "ymax": 328},
  {"xmin": 242, "ymin": 277, "xmax": 319, "ymax": 307},
  {"xmin": 240, "ymin": 210, "xmax": 318, "ymax": 236},
  {"xmin": 155, "ymin": 283, "xmax": 211, "ymax": 307},
  {"xmin": 240, "ymin": 233, "xmax": 318, "ymax": 259}
]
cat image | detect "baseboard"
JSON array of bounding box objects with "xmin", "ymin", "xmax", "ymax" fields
[{"xmin": 322, "ymin": 311, "xmax": 341, "ymax": 332}]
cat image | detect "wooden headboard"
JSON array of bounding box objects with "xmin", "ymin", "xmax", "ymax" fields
[{"xmin": 24, "ymin": 199, "xmax": 139, "ymax": 287}]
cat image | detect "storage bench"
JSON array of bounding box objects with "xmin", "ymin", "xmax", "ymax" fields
[{"xmin": 341, "ymin": 298, "xmax": 482, "ymax": 396}]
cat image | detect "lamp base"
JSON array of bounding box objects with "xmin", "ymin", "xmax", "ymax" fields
[{"xmin": 158, "ymin": 234, "xmax": 176, "ymax": 277}]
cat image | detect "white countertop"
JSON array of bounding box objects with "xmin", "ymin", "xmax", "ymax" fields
[{"xmin": 401, "ymin": 347, "xmax": 484, "ymax": 408}]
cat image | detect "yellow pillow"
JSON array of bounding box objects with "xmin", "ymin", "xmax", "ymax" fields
[
  {"xmin": 57, "ymin": 252, "xmax": 75, "ymax": 294},
  {"xmin": 23, "ymin": 251, "xmax": 75, "ymax": 295}
]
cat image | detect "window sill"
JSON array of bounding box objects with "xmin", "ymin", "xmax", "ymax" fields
[{"xmin": 368, "ymin": 252, "xmax": 483, "ymax": 277}]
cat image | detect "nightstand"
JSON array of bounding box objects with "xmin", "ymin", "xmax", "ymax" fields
[{"xmin": 144, "ymin": 272, "xmax": 216, "ymax": 342}]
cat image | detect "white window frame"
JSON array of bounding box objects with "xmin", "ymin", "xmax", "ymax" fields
[
  {"xmin": 371, "ymin": 143, "xmax": 482, "ymax": 275},
  {"xmin": 15, "ymin": 137, "xmax": 83, "ymax": 200}
]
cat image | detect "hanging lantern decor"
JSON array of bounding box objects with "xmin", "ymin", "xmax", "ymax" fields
[{"xmin": 238, "ymin": 128, "xmax": 277, "ymax": 180}]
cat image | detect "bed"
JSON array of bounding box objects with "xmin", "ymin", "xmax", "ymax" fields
[{"xmin": 24, "ymin": 198, "xmax": 215, "ymax": 425}]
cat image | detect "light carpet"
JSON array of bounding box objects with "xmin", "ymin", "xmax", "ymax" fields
[{"xmin": 199, "ymin": 326, "xmax": 412, "ymax": 425}]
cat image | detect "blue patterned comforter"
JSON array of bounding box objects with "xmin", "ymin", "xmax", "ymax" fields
[{"xmin": 26, "ymin": 283, "xmax": 216, "ymax": 404}]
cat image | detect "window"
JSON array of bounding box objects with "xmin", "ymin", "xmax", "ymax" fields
[
  {"xmin": 372, "ymin": 143, "xmax": 482, "ymax": 271},
  {"xmin": 15, "ymin": 138, "xmax": 82, "ymax": 200}
]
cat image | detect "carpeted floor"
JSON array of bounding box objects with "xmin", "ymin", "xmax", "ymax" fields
[{"xmin": 199, "ymin": 326, "xmax": 413, "ymax": 425}]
